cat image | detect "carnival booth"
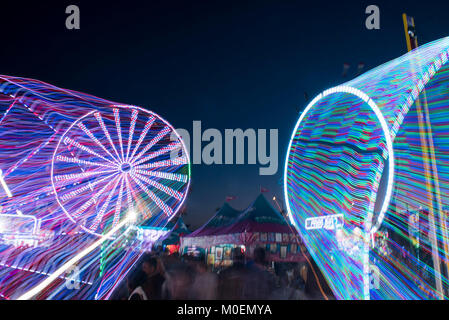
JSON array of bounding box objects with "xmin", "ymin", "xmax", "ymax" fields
[
  {"xmin": 180, "ymin": 201, "xmax": 240, "ymax": 264},
  {"xmin": 155, "ymin": 216, "xmax": 190, "ymax": 254},
  {"xmin": 181, "ymin": 194, "xmax": 304, "ymax": 267}
]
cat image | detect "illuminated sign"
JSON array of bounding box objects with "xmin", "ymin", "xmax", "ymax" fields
[
  {"xmin": 0, "ymin": 214, "xmax": 39, "ymax": 235},
  {"xmin": 305, "ymin": 214, "xmax": 344, "ymax": 230},
  {"xmin": 0, "ymin": 214, "xmax": 45, "ymax": 247},
  {"xmin": 136, "ymin": 226, "xmax": 169, "ymax": 246}
]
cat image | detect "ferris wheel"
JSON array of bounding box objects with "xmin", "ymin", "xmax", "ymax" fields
[{"xmin": 51, "ymin": 105, "xmax": 190, "ymax": 237}]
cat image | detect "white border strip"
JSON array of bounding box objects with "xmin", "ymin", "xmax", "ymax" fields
[{"xmin": 17, "ymin": 214, "xmax": 133, "ymax": 300}]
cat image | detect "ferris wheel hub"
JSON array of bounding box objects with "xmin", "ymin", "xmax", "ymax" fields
[{"xmin": 120, "ymin": 163, "xmax": 132, "ymax": 173}]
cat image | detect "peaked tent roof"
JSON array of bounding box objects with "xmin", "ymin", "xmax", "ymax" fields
[
  {"xmin": 186, "ymin": 202, "xmax": 241, "ymax": 238},
  {"xmin": 216, "ymin": 194, "xmax": 294, "ymax": 235},
  {"xmin": 181, "ymin": 195, "xmax": 304, "ymax": 262},
  {"xmin": 158, "ymin": 216, "xmax": 190, "ymax": 245}
]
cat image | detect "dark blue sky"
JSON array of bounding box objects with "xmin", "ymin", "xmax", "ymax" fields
[{"xmin": 1, "ymin": 0, "xmax": 448, "ymax": 229}]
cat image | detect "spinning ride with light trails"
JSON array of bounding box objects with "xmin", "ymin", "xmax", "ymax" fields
[
  {"xmin": 285, "ymin": 36, "xmax": 449, "ymax": 300},
  {"xmin": 0, "ymin": 75, "xmax": 190, "ymax": 300}
]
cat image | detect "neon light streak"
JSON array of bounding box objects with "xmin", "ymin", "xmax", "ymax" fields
[
  {"xmin": 285, "ymin": 36, "xmax": 449, "ymax": 300},
  {"xmin": 0, "ymin": 75, "xmax": 191, "ymax": 299},
  {"xmin": 284, "ymin": 86, "xmax": 395, "ymax": 235},
  {"xmin": 0, "ymin": 169, "xmax": 12, "ymax": 198},
  {"xmin": 17, "ymin": 213, "xmax": 134, "ymax": 300}
]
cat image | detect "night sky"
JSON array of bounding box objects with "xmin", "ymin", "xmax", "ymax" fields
[{"xmin": 1, "ymin": 0, "xmax": 448, "ymax": 229}]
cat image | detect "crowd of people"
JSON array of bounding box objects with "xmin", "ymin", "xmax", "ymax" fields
[{"xmin": 113, "ymin": 247, "xmax": 314, "ymax": 300}]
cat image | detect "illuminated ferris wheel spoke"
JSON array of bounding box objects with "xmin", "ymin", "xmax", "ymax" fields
[
  {"xmin": 131, "ymin": 126, "xmax": 171, "ymax": 164},
  {"xmin": 128, "ymin": 116, "xmax": 156, "ymax": 161},
  {"xmin": 56, "ymin": 155, "xmax": 117, "ymax": 170},
  {"xmin": 77, "ymin": 121, "xmax": 117, "ymax": 162},
  {"xmin": 54, "ymin": 168, "xmax": 117, "ymax": 183},
  {"xmin": 60, "ymin": 172, "xmax": 118, "ymax": 202},
  {"xmin": 113, "ymin": 108, "xmax": 125, "ymax": 162},
  {"xmin": 112, "ymin": 177, "xmax": 125, "ymax": 228},
  {"xmin": 124, "ymin": 175, "xmax": 135, "ymax": 213},
  {"xmin": 125, "ymin": 109, "xmax": 139, "ymax": 163},
  {"xmin": 134, "ymin": 168, "xmax": 188, "ymax": 183},
  {"xmin": 63, "ymin": 136, "xmax": 116, "ymax": 165},
  {"xmin": 129, "ymin": 173, "xmax": 173, "ymax": 216},
  {"xmin": 135, "ymin": 157, "xmax": 189, "ymax": 169},
  {"xmin": 132, "ymin": 142, "xmax": 181, "ymax": 166},
  {"xmin": 131, "ymin": 171, "xmax": 183, "ymax": 200},
  {"xmin": 89, "ymin": 177, "xmax": 121, "ymax": 232},
  {"xmin": 71, "ymin": 173, "xmax": 120, "ymax": 219},
  {"xmin": 95, "ymin": 112, "xmax": 121, "ymax": 162}
]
